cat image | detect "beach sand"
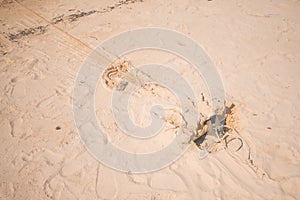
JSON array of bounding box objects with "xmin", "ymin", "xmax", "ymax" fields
[{"xmin": 0, "ymin": 0, "xmax": 299, "ymax": 199}]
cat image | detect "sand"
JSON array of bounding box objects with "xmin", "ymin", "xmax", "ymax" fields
[{"xmin": 0, "ymin": 0, "xmax": 300, "ymax": 199}]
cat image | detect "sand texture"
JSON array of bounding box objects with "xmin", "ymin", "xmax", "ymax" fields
[{"xmin": 0, "ymin": 0, "xmax": 300, "ymax": 199}]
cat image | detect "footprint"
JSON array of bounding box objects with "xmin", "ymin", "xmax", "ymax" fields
[
  {"xmin": 11, "ymin": 81, "xmax": 26, "ymax": 98},
  {"xmin": 0, "ymin": 182, "xmax": 15, "ymax": 199},
  {"xmin": 102, "ymin": 60, "xmax": 132, "ymax": 89},
  {"xmin": 9, "ymin": 118, "xmax": 24, "ymax": 138},
  {"xmin": 43, "ymin": 174, "xmax": 64, "ymax": 200}
]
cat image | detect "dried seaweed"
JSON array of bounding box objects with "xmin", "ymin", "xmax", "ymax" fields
[
  {"xmin": 51, "ymin": 14, "xmax": 64, "ymax": 24},
  {"xmin": 7, "ymin": 25, "xmax": 48, "ymax": 41},
  {"xmin": 2, "ymin": 0, "xmax": 144, "ymax": 41},
  {"xmin": 51, "ymin": 0, "xmax": 143, "ymax": 24},
  {"xmin": 67, "ymin": 10, "xmax": 97, "ymax": 22}
]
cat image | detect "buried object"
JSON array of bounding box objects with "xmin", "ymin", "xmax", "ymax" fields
[
  {"xmin": 194, "ymin": 103, "xmax": 237, "ymax": 159},
  {"xmin": 194, "ymin": 114, "xmax": 225, "ymax": 158},
  {"xmin": 73, "ymin": 28, "xmax": 227, "ymax": 172}
]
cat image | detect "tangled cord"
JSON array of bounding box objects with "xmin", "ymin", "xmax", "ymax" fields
[
  {"xmin": 197, "ymin": 125, "xmax": 267, "ymax": 179},
  {"xmin": 222, "ymin": 125, "xmax": 253, "ymax": 164}
]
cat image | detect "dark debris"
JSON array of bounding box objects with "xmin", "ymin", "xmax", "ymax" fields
[
  {"xmin": 7, "ymin": 25, "xmax": 48, "ymax": 41},
  {"xmin": 51, "ymin": 0, "xmax": 144, "ymax": 24},
  {"xmin": 3, "ymin": 0, "xmax": 144, "ymax": 42}
]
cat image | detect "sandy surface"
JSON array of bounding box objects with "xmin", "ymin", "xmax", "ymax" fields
[{"xmin": 1, "ymin": 0, "xmax": 300, "ymax": 199}]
